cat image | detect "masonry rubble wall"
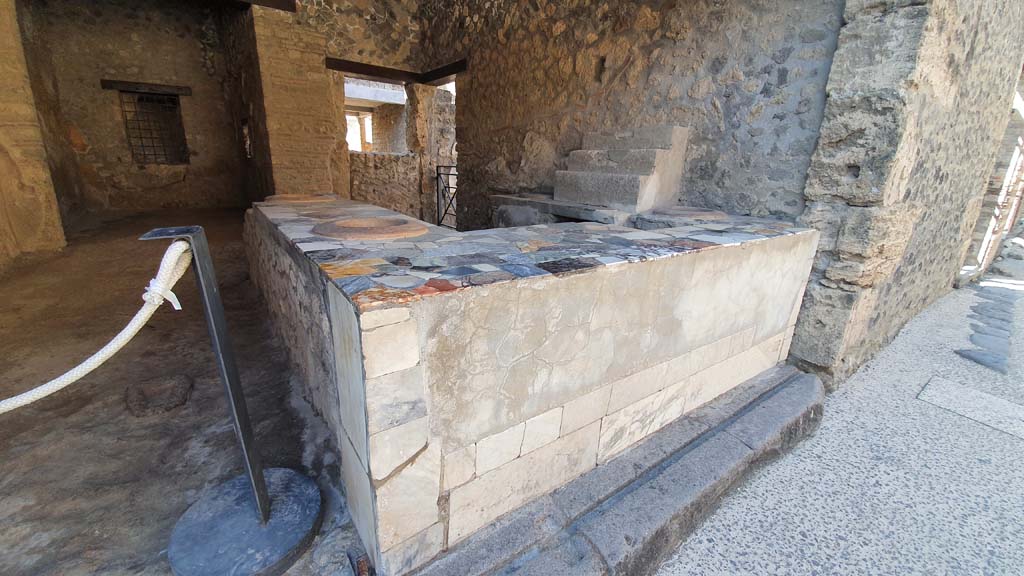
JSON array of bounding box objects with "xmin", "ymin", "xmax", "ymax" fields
[
  {"xmin": 0, "ymin": 0, "xmax": 64, "ymax": 271},
  {"xmin": 420, "ymin": 0, "xmax": 844, "ymax": 229},
  {"xmin": 791, "ymin": 0, "xmax": 1024, "ymax": 383},
  {"xmin": 350, "ymin": 152, "xmax": 421, "ymax": 218},
  {"xmin": 373, "ymin": 104, "xmax": 409, "ymax": 154}
]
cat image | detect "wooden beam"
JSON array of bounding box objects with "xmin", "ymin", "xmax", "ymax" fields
[
  {"xmin": 418, "ymin": 59, "xmax": 467, "ymax": 86},
  {"xmin": 100, "ymin": 79, "xmax": 192, "ymax": 96},
  {"xmin": 326, "ymin": 57, "xmax": 467, "ymax": 86},
  {"xmin": 235, "ymin": 0, "xmax": 297, "ymax": 12},
  {"xmin": 325, "ymin": 57, "xmax": 420, "ymax": 85}
]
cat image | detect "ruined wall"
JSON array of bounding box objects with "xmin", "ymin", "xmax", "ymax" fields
[
  {"xmin": 792, "ymin": 0, "xmax": 1024, "ymax": 382},
  {"xmin": 349, "ymin": 152, "xmax": 420, "ymax": 217},
  {"xmin": 0, "ymin": 0, "xmax": 63, "ymax": 271},
  {"xmin": 421, "ymin": 0, "xmax": 843, "ymax": 229},
  {"xmin": 295, "ymin": 0, "xmax": 422, "ymax": 69},
  {"xmin": 220, "ymin": 6, "xmax": 276, "ymax": 204},
  {"xmin": 21, "ymin": 0, "xmax": 244, "ymax": 214},
  {"xmin": 373, "ymin": 104, "xmax": 409, "ymax": 154}
]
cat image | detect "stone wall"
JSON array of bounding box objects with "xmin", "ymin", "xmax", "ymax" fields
[
  {"xmin": 18, "ymin": 0, "xmax": 244, "ymax": 214},
  {"xmin": 791, "ymin": 0, "xmax": 1024, "ymax": 382},
  {"xmin": 0, "ymin": 0, "xmax": 63, "ymax": 271},
  {"xmin": 295, "ymin": 0, "xmax": 422, "ymax": 69},
  {"xmin": 420, "ymin": 0, "xmax": 843, "ymax": 229},
  {"xmin": 349, "ymin": 152, "xmax": 420, "ymax": 217},
  {"xmin": 372, "ymin": 104, "xmax": 409, "ymax": 153}
]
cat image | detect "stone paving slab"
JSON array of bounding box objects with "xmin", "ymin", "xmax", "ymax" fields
[{"xmin": 410, "ymin": 366, "xmax": 825, "ymax": 576}]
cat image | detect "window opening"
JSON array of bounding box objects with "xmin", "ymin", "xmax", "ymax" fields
[{"xmin": 117, "ymin": 91, "xmax": 189, "ymax": 165}]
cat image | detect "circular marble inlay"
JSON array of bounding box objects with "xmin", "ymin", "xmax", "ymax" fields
[{"xmin": 312, "ymin": 217, "xmax": 429, "ymax": 240}]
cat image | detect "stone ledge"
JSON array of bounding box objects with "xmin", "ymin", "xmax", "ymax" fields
[{"xmin": 410, "ymin": 365, "xmax": 825, "ymax": 576}]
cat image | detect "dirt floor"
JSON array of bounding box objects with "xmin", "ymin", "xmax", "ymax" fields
[{"xmin": 0, "ymin": 210, "xmax": 353, "ymax": 575}]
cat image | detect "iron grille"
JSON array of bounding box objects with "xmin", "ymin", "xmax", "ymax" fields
[{"xmin": 118, "ymin": 91, "xmax": 188, "ymax": 165}]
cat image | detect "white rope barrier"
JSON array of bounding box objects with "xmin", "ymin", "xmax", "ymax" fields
[{"xmin": 0, "ymin": 240, "xmax": 193, "ymax": 415}]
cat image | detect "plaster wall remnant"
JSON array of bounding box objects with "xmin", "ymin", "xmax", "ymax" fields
[
  {"xmin": 420, "ymin": 0, "xmax": 844, "ymax": 229},
  {"xmin": 17, "ymin": 0, "xmax": 245, "ymax": 215},
  {"xmin": 0, "ymin": 0, "xmax": 64, "ymax": 272},
  {"xmin": 791, "ymin": 0, "xmax": 1024, "ymax": 384}
]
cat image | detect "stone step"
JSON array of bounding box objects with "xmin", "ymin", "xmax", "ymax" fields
[
  {"xmin": 583, "ymin": 125, "xmax": 687, "ymax": 151},
  {"xmin": 567, "ymin": 149, "xmax": 665, "ymax": 175},
  {"xmin": 553, "ymin": 170, "xmax": 649, "ymax": 211}
]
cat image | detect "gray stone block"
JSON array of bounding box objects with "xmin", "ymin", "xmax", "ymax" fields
[
  {"xmin": 496, "ymin": 534, "xmax": 609, "ymax": 576},
  {"xmin": 972, "ymin": 302, "xmax": 1015, "ymax": 323},
  {"xmin": 970, "ymin": 332, "xmax": 1010, "ymax": 355},
  {"xmin": 971, "ymin": 323, "xmax": 1011, "ymax": 338},
  {"xmin": 955, "ymin": 348, "xmax": 1008, "ymax": 374},
  {"xmin": 574, "ymin": 432, "xmax": 755, "ymax": 575},
  {"xmin": 568, "ymin": 149, "xmax": 663, "ymax": 174},
  {"xmin": 720, "ymin": 373, "xmax": 825, "ymax": 457},
  {"xmin": 554, "ymin": 170, "xmax": 647, "ymax": 211}
]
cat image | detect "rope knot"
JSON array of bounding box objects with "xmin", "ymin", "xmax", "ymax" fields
[{"xmin": 144, "ymin": 279, "xmax": 182, "ymax": 310}]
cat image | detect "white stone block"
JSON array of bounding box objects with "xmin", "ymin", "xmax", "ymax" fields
[
  {"xmin": 365, "ymin": 365, "xmax": 427, "ymax": 436},
  {"xmin": 449, "ymin": 421, "xmax": 600, "ymax": 543},
  {"xmin": 443, "ymin": 444, "xmax": 476, "ymax": 491},
  {"xmin": 606, "ymin": 361, "xmax": 670, "ymax": 414},
  {"xmin": 340, "ymin": 431, "xmax": 379, "ymax": 564},
  {"xmin": 369, "ymin": 417, "xmax": 429, "ymax": 481},
  {"xmin": 379, "ymin": 522, "xmax": 445, "ymax": 576},
  {"xmin": 560, "ymin": 385, "xmax": 611, "ymax": 435},
  {"xmin": 475, "ymin": 422, "xmax": 525, "ymax": 475},
  {"xmin": 376, "ymin": 443, "xmax": 441, "ymax": 551},
  {"xmin": 598, "ymin": 389, "xmax": 667, "ymax": 463},
  {"xmin": 521, "ymin": 407, "xmax": 562, "ymax": 454},
  {"xmin": 361, "ymin": 306, "xmax": 412, "ymax": 330},
  {"xmin": 362, "ymin": 318, "xmax": 419, "ymax": 379}
]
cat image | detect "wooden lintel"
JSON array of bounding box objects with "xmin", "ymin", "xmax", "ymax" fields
[
  {"xmin": 100, "ymin": 79, "xmax": 192, "ymax": 96},
  {"xmin": 325, "ymin": 57, "xmax": 420, "ymax": 85},
  {"xmin": 418, "ymin": 59, "xmax": 467, "ymax": 86},
  {"xmin": 236, "ymin": 0, "xmax": 297, "ymax": 12},
  {"xmin": 325, "ymin": 57, "xmax": 467, "ymax": 86}
]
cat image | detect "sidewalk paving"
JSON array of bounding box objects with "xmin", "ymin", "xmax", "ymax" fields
[{"xmin": 657, "ymin": 254, "xmax": 1024, "ymax": 574}]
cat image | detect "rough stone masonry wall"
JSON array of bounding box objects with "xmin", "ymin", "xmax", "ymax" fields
[
  {"xmin": 0, "ymin": 0, "xmax": 63, "ymax": 271},
  {"xmin": 791, "ymin": 0, "xmax": 1024, "ymax": 382},
  {"xmin": 18, "ymin": 0, "xmax": 244, "ymax": 214},
  {"xmin": 349, "ymin": 152, "xmax": 421, "ymax": 217},
  {"xmin": 373, "ymin": 104, "xmax": 409, "ymax": 154},
  {"xmin": 295, "ymin": 0, "xmax": 423, "ymax": 70},
  {"xmin": 420, "ymin": 0, "xmax": 843, "ymax": 229}
]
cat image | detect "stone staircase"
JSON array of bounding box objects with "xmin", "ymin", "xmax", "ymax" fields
[{"xmin": 554, "ymin": 125, "xmax": 690, "ymax": 213}]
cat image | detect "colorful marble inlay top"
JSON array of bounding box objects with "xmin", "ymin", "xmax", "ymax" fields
[{"xmin": 254, "ymin": 196, "xmax": 813, "ymax": 310}]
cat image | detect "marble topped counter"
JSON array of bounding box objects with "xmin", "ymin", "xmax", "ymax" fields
[{"xmin": 250, "ymin": 195, "xmax": 813, "ymax": 311}]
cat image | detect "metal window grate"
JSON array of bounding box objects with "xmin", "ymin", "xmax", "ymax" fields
[{"xmin": 118, "ymin": 91, "xmax": 188, "ymax": 165}]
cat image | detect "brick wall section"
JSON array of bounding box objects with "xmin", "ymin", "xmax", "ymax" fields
[
  {"xmin": 0, "ymin": 0, "xmax": 64, "ymax": 271},
  {"xmin": 251, "ymin": 6, "xmax": 345, "ymax": 196},
  {"xmin": 420, "ymin": 0, "xmax": 844, "ymax": 229},
  {"xmin": 791, "ymin": 0, "xmax": 1024, "ymax": 383}
]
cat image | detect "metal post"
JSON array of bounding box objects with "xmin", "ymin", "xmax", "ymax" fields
[{"xmin": 141, "ymin": 226, "xmax": 271, "ymax": 524}]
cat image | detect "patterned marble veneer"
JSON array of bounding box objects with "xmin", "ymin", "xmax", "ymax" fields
[{"xmin": 244, "ymin": 196, "xmax": 819, "ymax": 576}]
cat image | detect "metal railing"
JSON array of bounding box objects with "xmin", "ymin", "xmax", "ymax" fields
[{"xmin": 436, "ymin": 165, "xmax": 457, "ymax": 228}]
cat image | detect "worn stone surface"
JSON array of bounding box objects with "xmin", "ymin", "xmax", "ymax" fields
[
  {"xmin": 124, "ymin": 374, "xmax": 194, "ymax": 417},
  {"xmin": 792, "ymin": 0, "xmax": 1024, "ymax": 384},
  {"xmin": 421, "ymin": 0, "xmax": 844, "ymax": 229}
]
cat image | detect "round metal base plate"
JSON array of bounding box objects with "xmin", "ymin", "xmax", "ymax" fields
[{"xmin": 168, "ymin": 468, "xmax": 323, "ymax": 576}]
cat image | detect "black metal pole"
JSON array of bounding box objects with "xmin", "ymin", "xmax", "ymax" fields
[{"xmin": 141, "ymin": 226, "xmax": 271, "ymax": 524}]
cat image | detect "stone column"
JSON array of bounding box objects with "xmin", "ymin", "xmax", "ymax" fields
[
  {"xmin": 406, "ymin": 84, "xmax": 438, "ymax": 224},
  {"xmin": 0, "ymin": 0, "xmax": 64, "ymax": 270},
  {"xmin": 791, "ymin": 0, "xmax": 1024, "ymax": 384},
  {"xmin": 250, "ymin": 6, "xmax": 346, "ymax": 196}
]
